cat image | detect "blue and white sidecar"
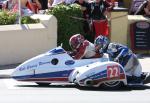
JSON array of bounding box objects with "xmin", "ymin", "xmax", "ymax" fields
[{"xmin": 11, "ymin": 46, "xmax": 127, "ymax": 89}]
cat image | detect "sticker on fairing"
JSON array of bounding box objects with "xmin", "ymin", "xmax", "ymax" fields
[
  {"xmin": 107, "ymin": 65, "xmax": 120, "ymax": 78},
  {"xmin": 65, "ymin": 60, "xmax": 75, "ymax": 65}
]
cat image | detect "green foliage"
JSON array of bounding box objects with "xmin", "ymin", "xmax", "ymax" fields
[
  {"xmin": 47, "ymin": 4, "xmax": 85, "ymax": 50},
  {"xmin": 0, "ymin": 11, "xmax": 17, "ymax": 25},
  {"xmin": 21, "ymin": 16, "xmax": 40, "ymax": 24},
  {"xmin": 0, "ymin": 11, "xmax": 40, "ymax": 25}
]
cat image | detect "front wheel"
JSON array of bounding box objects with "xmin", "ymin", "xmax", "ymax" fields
[{"xmin": 100, "ymin": 81, "xmax": 124, "ymax": 90}]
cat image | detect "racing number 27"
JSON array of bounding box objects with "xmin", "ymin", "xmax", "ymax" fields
[{"xmin": 107, "ymin": 65, "xmax": 120, "ymax": 78}]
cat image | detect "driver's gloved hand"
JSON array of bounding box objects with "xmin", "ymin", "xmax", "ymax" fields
[
  {"xmin": 141, "ymin": 72, "xmax": 150, "ymax": 80},
  {"xmin": 114, "ymin": 57, "xmax": 119, "ymax": 62},
  {"xmin": 141, "ymin": 72, "xmax": 150, "ymax": 84}
]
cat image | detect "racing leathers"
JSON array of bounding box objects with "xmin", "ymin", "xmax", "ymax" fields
[
  {"xmin": 106, "ymin": 43, "xmax": 142, "ymax": 78},
  {"xmin": 72, "ymin": 40, "xmax": 96, "ymax": 59},
  {"xmin": 94, "ymin": 35, "xmax": 143, "ymax": 84}
]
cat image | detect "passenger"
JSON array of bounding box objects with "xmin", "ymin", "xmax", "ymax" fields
[
  {"xmin": 69, "ymin": 34, "xmax": 97, "ymax": 59},
  {"xmin": 134, "ymin": 0, "xmax": 150, "ymax": 17},
  {"xmin": 94, "ymin": 35, "xmax": 144, "ymax": 85}
]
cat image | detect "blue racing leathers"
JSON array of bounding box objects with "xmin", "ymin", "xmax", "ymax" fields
[
  {"xmin": 105, "ymin": 43, "xmax": 142, "ymax": 77},
  {"xmin": 107, "ymin": 43, "xmax": 132, "ymax": 67}
]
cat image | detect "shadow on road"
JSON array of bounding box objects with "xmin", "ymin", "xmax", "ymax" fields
[
  {"xmin": 0, "ymin": 75, "xmax": 11, "ymax": 79},
  {"xmin": 15, "ymin": 83, "xmax": 150, "ymax": 91},
  {"xmin": 16, "ymin": 84, "xmax": 77, "ymax": 89},
  {"xmin": 76, "ymin": 84, "xmax": 150, "ymax": 92}
]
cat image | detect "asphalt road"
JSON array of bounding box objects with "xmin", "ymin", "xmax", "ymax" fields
[{"xmin": 0, "ymin": 55, "xmax": 150, "ymax": 103}]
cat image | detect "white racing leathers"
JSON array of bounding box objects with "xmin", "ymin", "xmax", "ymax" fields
[
  {"xmin": 124, "ymin": 54, "xmax": 142, "ymax": 77},
  {"xmin": 73, "ymin": 40, "xmax": 96, "ymax": 59}
]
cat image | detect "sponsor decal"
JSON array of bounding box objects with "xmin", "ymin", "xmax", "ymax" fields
[
  {"xmin": 27, "ymin": 64, "xmax": 38, "ymax": 69},
  {"xmin": 65, "ymin": 60, "xmax": 75, "ymax": 65},
  {"xmin": 19, "ymin": 61, "xmax": 51, "ymax": 71},
  {"xmin": 39, "ymin": 61, "xmax": 50, "ymax": 66},
  {"xmin": 136, "ymin": 21, "xmax": 150, "ymax": 29},
  {"xmin": 19, "ymin": 66, "xmax": 26, "ymax": 71},
  {"xmin": 107, "ymin": 65, "xmax": 120, "ymax": 79},
  {"xmin": 19, "ymin": 64, "xmax": 38, "ymax": 71}
]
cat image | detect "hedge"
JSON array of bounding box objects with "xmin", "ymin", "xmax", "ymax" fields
[
  {"xmin": 47, "ymin": 4, "xmax": 86, "ymax": 50},
  {"xmin": 0, "ymin": 11, "xmax": 17, "ymax": 25},
  {"xmin": 0, "ymin": 11, "xmax": 40, "ymax": 25},
  {"xmin": 21, "ymin": 16, "xmax": 40, "ymax": 24}
]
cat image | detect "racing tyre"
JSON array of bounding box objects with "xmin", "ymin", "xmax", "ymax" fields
[
  {"xmin": 100, "ymin": 81, "xmax": 124, "ymax": 90},
  {"xmin": 36, "ymin": 82, "xmax": 51, "ymax": 86}
]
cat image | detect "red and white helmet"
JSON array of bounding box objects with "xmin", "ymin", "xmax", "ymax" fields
[{"xmin": 69, "ymin": 34, "xmax": 85, "ymax": 49}]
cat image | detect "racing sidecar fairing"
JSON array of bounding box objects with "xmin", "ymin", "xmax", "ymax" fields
[{"xmin": 11, "ymin": 46, "xmax": 127, "ymax": 89}]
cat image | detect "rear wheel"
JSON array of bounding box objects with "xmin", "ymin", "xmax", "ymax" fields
[
  {"xmin": 100, "ymin": 81, "xmax": 124, "ymax": 90},
  {"xmin": 36, "ymin": 82, "xmax": 51, "ymax": 86}
]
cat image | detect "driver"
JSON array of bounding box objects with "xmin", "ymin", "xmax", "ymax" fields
[
  {"xmin": 94, "ymin": 35, "xmax": 144, "ymax": 85},
  {"xmin": 69, "ymin": 34, "xmax": 98, "ymax": 59}
]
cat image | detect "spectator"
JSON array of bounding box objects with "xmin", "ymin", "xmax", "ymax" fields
[
  {"xmin": 2, "ymin": 0, "xmax": 14, "ymax": 10},
  {"xmin": 38, "ymin": 0, "xmax": 48, "ymax": 10},
  {"xmin": 75, "ymin": 0, "xmax": 92, "ymax": 42},
  {"xmin": 106, "ymin": 0, "xmax": 124, "ymax": 7},
  {"xmin": 77, "ymin": 0, "xmax": 114, "ymax": 40},
  {"xmin": 106, "ymin": 0, "xmax": 115, "ymax": 4},
  {"xmin": 10, "ymin": 0, "xmax": 34, "ymax": 16},
  {"xmin": 75, "ymin": 0, "xmax": 114, "ymax": 42},
  {"xmin": 48, "ymin": 0, "xmax": 54, "ymax": 8},
  {"xmin": 50, "ymin": 0, "xmax": 75, "ymax": 7},
  {"xmin": 129, "ymin": 0, "xmax": 145, "ymax": 15},
  {"xmin": 134, "ymin": 0, "xmax": 150, "ymax": 17},
  {"xmin": 31, "ymin": 0, "xmax": 42, "ymax": 13},
  {"xmin": 49, "ymin": 0, "xmax": 65, "ymax": 7}
]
